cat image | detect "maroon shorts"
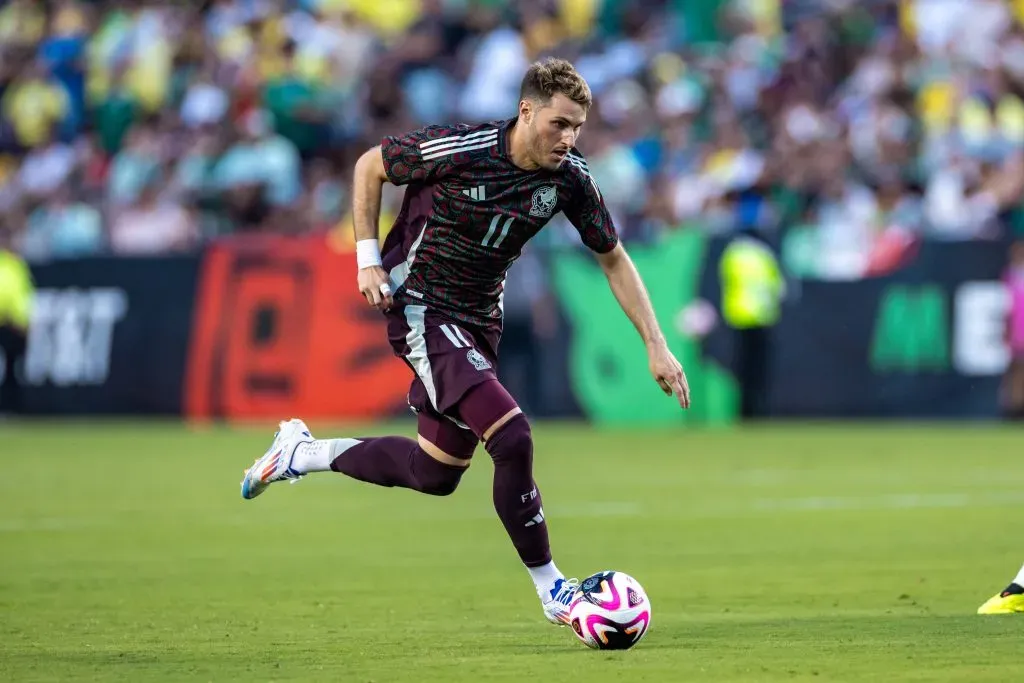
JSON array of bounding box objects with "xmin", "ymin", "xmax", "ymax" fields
[{"xmin": 386, "ymin": 304, "xmax": 501, "ymax": 424}]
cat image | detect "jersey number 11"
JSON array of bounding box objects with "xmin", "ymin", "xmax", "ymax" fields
[{"xmin": 481, "ymin": 215, "xmax": 514, "ymax": 249}]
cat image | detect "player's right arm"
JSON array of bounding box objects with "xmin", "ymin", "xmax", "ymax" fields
[
  {"xmin": 352, "ymin": 146, "xmax": 393, "ymax": 311},
  {"xmin": 353, "ymin": 124, "xmax": 468, "ymax": 311}
]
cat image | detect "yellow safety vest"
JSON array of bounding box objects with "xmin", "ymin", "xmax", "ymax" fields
[
  {"xmin": 719, "ymin": 237, "xmax": 784, "ymax": 329},
  {"xmin": 0, "ymin": 250, "xmax": 34, "ymax": 329}
]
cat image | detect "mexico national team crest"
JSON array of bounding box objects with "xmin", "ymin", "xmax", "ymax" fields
[
  {"xmin": 530, "ymin": 185, "xmax": 558, "ymax": 218},
  {"xmin": 467, "ymin": 348, "xmax": 492, "ymax": 371}
]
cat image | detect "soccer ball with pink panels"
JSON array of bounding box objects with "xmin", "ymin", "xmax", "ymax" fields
[{"xmin": 567, "ymin": 570, "xmax": 652, "ymax": 650}]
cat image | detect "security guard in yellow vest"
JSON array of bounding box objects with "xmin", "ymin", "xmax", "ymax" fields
[
  {"xmin": 719, "ymin": 230, "xmax": 785, "ymax": 419},
  {"xmin": 0, "ymin": 230, "xmax": 34, "ymax": 413}
]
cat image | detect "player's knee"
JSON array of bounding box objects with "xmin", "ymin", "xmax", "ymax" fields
[
  {"xmin": 419, "ymin": 469, "xmax": 464, "ymax": 496},
  {"xmin": 420, "ymin": 471, "xmax": 463, "ymax": 496},
  {"xmin": 413, "ymin": 447, "xmax": 467, "ymax": 496},
  {"xmin": 484, "ymin": 414, "xmax": 533, "ymax": 466}
]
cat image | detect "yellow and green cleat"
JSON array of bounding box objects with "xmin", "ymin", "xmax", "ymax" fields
[{"xmin": 978, "ymin": 585, "xmax": 1024, "ymax": 615}]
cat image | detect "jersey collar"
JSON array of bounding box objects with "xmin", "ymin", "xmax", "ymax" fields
[{"xmin": 498, "ymin": 116, "xmax": 516, "ymax": 159}]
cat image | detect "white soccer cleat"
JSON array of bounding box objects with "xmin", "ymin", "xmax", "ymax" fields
[
  {"xmin": 542, "ymin": 577, "xmax": 579, "ymax": 626},
  {"xmin": 240, "ymin": 418, "xmax": 314, "ymax": 500}
]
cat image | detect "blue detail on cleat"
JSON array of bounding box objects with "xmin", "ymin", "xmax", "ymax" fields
[
  {"xmin": 542, "ymin": 577, "xmax": 579, "ymax": 625},
  {"xmin": 241, "ymin": 473, "xmax": 256, "ymax": 500},
  {"xmin": 549, "ymin": 578, "xmax": 577, "ymax": 607}
]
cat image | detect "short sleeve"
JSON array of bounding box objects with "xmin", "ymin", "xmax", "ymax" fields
[
  {"xmin": 562, "ymin": 154, "xmax": 619, "ymax": 254},
  {"xmin": 380, "ymin": 124, "xmax": 469, "ymax": 186}
]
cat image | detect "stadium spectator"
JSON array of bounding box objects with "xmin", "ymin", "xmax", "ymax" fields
[
  {"xmin": 2, "ymin": 59, "xmax": 71, "ymax": 150},
  {"xmin": 0, "ymin": 223, "xmax": 33, "ymax": 414},
  {"xmin": 109, "ymin": 171, "xmax": 197, "ymax": 254},
  {"xmin": 719, "ymin": 223, "xmax": 785, "ymax": 419},
  {"xmin": 0, "ymin": 0, "xmax": 1021, "ymax": 276},
  {"xmin": 20, "ymin": 182, "xmax": 104, "ymax": 260}
]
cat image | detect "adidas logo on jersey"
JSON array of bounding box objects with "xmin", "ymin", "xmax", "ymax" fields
[{"xmin": 461, "ymin": 186, "xmax": 487, "ymax": 201}]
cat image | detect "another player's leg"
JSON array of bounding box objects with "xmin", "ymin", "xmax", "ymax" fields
[
  {"xmin": 455, "ymin": 379, "xmax": 577, "ymax": 626},
  {"xmin": 978, "ymin": 563, "xmax": 1024, "ymax": 614}
]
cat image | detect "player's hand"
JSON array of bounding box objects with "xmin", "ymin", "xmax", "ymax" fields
[
  {"xmin": 648, "ymin": 342, "xmax": 690, "ymax": 409},
  {"xmin": 358, "ymin": 265, "xmax": 393, "ymax": 312}
]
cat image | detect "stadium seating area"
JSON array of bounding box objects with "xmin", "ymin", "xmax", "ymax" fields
[{"xmin": 1, "ymin": 0, "xmax": 1022, "ymax": 278}]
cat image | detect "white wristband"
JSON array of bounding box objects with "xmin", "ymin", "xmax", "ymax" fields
[{"xmin": 356, "ymin": 238, "xmax": 382, "ymax": 269}]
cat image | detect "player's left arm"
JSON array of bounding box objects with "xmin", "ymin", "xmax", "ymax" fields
[
  {"xmin": 596, "ymin": 244, "xmax": 690, "ymax": 408},
  {"xmin": 564, "ymin": 164, "xmax": 690, "ymax": 409}
]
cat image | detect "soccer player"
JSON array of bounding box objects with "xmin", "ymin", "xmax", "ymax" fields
[
  {"xmin": 978, "ymin": 563, "xmax": 1024, "ymax": 614},
  {"xmin": 240, "ymin": 58, "xmax": 690, "ymax": 626}
]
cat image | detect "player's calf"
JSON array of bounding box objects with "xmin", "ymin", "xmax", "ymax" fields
[
  {"xmin": 288, "ymin": 435, "xmax": 468, "ymax": 496},
  {"xmin": 458, "ymin": 379, "xmax": 572, "ymax": 622},
  {"xmin": 483, "ymin": 414, "xmax": 576, "ymax": 623},
  {"xmin": 285, "ymin": 408, "xmax": 476, "ymax": 496},
  {"xmin": 485, "ymin": 414, "xmax": 550, "ymax": 566}
]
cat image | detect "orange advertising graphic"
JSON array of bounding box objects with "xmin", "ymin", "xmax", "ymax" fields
[{"xmin": 185, "ymin": 234, "xmax": 409, "ymax": 421}]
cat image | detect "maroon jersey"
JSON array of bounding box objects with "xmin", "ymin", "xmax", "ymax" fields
[{"xmin": 379, "ymin": 118, "xmax": 618, "ymax": 331}]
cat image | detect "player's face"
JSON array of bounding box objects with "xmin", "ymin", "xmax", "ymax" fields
[{"xmin": 525, "ymin": 93, "xmax": 587, "ymax": 170}]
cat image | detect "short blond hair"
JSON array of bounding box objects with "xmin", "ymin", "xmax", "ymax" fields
[{"xmin": 519, "ymin": 58, "xmax": 592, "ymax": 110}]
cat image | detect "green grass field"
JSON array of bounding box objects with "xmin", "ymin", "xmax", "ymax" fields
[{"xmin": 1, "ymin": 420, "xmax": 1022, "ymax": 682}]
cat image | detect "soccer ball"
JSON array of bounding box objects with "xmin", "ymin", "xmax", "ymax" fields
[{"xmin": 567, "ymin": 570, "xmax": 652, "ymax": 650}]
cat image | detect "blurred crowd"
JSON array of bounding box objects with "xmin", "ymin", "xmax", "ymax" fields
[{"xmin": 2, "ymin": 0, "xmax": 1024, "ymax": 280}]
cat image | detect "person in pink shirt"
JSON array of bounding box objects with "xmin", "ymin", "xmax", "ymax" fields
[{"xmin": 1003, "ymin": 241, "xmax": 1024, "ymax": 419}]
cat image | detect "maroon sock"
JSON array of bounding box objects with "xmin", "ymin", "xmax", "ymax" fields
[
  {"xmin": 484, "ymin": 415, "xmax": 552, "ymax": 568},
  {"xmin": 329, "ymin": 436, "xmax": 466, "ymax": 496}
]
